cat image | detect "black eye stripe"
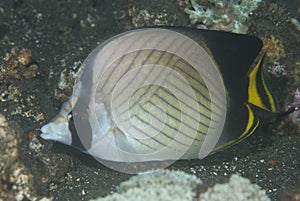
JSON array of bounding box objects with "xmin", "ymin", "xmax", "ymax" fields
[{"xmin": 69, "ymin": 112, "xmax": 92, "ymax": 151}]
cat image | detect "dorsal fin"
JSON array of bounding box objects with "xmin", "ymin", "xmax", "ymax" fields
[{"xmin": 159, "ymin": 26, "xmax": 263, "ymax": 103}]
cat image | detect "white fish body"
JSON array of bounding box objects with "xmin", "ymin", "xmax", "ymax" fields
[{"xmin": 41, "ymin": 27, "xmax": 266, "ymax": 166}]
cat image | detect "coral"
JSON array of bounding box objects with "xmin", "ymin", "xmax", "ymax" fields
[
  {"xmin": 261, "ymin": 35, "xmax": 287, "ymax": 78},
  {"xmin": 90, "ymin": 170, "xmax": 270, "ymax": 201},
  {"xmin": 90, "ymin": 169, "xmax": 202, "ymax": 201},
  {"xmin": 184, "ymin": 0, "xmax": 262, "ymax": 33},
  {"xmin": 0, "ymin": 114, "xmax": 19, "ymax": 190},
  {"xmin": 289, "ymin": 89, "xmax": 300, "ymax": 124},
  {"xmin": 293, "ymin": 88, "xmax": 300, "ymax": 106},
  {"xmin": 262, "ymin": 35, "xmax": 285, "ymax": 64},
  {"xmin": 199, "ymin": 174, "xmax": 270, "ymax": 201}
]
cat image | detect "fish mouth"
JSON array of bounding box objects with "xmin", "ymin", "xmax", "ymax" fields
[
  {"xmin": 40, "ymin": 122, "xmax": 72, "ymax": 145},
  {"xmin": 40, "ymin": 124, "xmax": 52, "ymax": 138},
  {"xmin": 40, "ymin": 131, "xmax": 52, "ymax": 140}
]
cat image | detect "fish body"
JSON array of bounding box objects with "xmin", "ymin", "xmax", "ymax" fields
[{"xmin": 40, "ymin": 27, "xmax": 276, "ymax": 163}]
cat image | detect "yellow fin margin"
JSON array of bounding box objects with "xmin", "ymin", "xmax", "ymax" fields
[
  {"xmin": 212, "ymin": 103, "xmax": 259, "ymax": 153},
  {"xmin": 247, "ymin": 55, "xmax": 277, "ymax": 112}
]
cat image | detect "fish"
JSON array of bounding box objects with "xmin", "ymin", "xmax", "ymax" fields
[{"xmin": 40, "ymin": 26, "xmax": 277, "ymax": 164}]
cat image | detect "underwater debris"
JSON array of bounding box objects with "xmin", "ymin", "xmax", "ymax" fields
[
  {"xmin": 55, "ymin": 60, "xmax": 82, "ymax": 101},
  {"xmin": 129, "ymin": 7, "xmax": 169, "ymax": 28},
  {"xmin": 291, "ymin": 18, "xmax": 300, "ymax": 32},
  {"xmin": 184, "ymin": 0, "xmax": 262, "ymax": 33},
  {"xmin": 0, "ymin": 47, "xmax": 44, "ymax": 122},
  {"xmin": 0, "ymin": 84, "xmax": 20, "ymax": 102},
  {"xmin": 0, "ymin": 114, "xmax": 52, "ymax": 201},
  {"xmin": 0, "ymin": 48, "xmax": 38, "ymax": 83},
  {"xmin": 17, "ymin": 49, "xmax": 32, "ymax": 66},
  {"xmin": 267, "ymin": 62, "xmax": 287, "ymax": 78}
]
